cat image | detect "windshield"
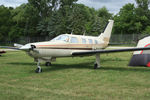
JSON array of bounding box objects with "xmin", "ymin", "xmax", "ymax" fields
[{"xmin": 51, "ymin": 35, "xmax": 69, "ymax": 42}]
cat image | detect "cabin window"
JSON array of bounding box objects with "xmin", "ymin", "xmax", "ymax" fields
[
  {"xmin": 88, "ymin": 39, "xmax": 93, "ymax": 44},
  {"xmin": 95, "ymin": 40, "xmax": 98, "ymax": 44},
  {"xmin": 82, "ymin": 38, "xmax": 86, "ymax": 44},
  {"xmin": 71, "ymin": 37, "xmax": 78, "ymax": 43},
  {"xmin": 51, "ymin": 35, "xmax": 69, "ymax": 42}
]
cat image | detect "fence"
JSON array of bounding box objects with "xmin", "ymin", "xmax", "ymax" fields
[
  {"xmin": 0, "ymin": 34, "xmax": 149, "ymax": 46},
  {"xmin": 110, "ymin": 34, "xmax": 150, "ymax": 45}
]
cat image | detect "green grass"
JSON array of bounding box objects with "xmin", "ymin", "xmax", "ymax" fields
[{"xmin": 1, "ymin": 51, "xmax": 150, "ymax": 100}]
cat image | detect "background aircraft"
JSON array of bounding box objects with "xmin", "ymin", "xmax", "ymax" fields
[
  {"xmin": 0, "ymin": 51, "xmax": 6, "ymax": 56},
  {"xmin": 1, "ymin": 20, "xmax": 150, "ymax": 73},
  {"xmin": 129, "ymin": 36, "xmax": 150, "ymax": 67}
]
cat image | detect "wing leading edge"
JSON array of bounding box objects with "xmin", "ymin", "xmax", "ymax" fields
[{"xmin": 72, "ymin": 47, "xmax": 150, "ymax": 56}]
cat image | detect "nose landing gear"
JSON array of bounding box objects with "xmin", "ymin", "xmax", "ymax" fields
[{"xmin": 35, "ymin": 60, "xmax": 42, "ymax": 73}]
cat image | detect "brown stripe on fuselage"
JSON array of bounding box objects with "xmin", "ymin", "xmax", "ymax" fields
[
  {"xmin": 36, "ymin": 43, "xmax": 106, "ymax": 50},
  {"xmin": 37, "ymin": 47, "xmax": 93, "ymax": 50},
  {"xmin": 37, "ymin": 44, "xmax": 97, "ymax": 47},
  {"xmin": 37, "ymin": 44, "xmax": 104, "ymax": 47}
]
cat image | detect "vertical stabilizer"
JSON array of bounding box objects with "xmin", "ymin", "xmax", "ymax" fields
[{"xmin": 99, "ymin": 20, "xmax": 114, "ymax": 45}]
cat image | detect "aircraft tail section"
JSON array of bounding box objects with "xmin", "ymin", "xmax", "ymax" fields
[{"xmin": 99, "ymin": 20, "xmax": 114, "ymax": 46}]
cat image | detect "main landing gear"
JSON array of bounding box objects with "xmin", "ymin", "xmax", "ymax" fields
[
  {"xmin": 45, "ymin": 62, "xmax": 51, "ymax": 66},
  {"xmin": 94, "ymin": 54, "xmax": 101, "ymax": 69}
]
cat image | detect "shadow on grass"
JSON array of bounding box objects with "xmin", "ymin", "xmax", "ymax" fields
[
  {"xmin": 0, "ymin": 55, "xmax": 7, "ymax": 58},
  {"xmin": 98, "ymin": 66, "xmax": 150, "ymax": 72},
  {"xmin": 7, "ymin": 62, "xmax": 36, "ymax": 66},
  {"xmin": 7, "ymin": 61, "xmax": 150, "ymax": 73},
  {"xmin": 42, "ymin": 64, "xmax": 150, "ymax": 73},
  {"xmin": 101, "ymin": 58, "xmax": 129, "ymax": 62},
  {"xmin": 43, "ymin": 63, "xmax": 93, "ymax": 72}
]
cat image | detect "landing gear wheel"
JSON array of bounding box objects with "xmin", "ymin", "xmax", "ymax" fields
[
  {"xmin": 94, "ymin": 63, "xmax": 98, "ymax": 69},
  {"xmin": 35, "ymin": 68, "xmax": 42, "ymax": 73},
  {"xmin": 45, "ymin": 62, "xmax": 51, "ymax": 66}
]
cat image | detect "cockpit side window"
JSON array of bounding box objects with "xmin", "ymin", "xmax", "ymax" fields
[
  {"xmin": 51, "ymin": 35, "xmax": 69, "ymax": 42},
  {"xmin": 82, "ymin": 38, "xmax": 86, "ymax": 44},
  {"xmin": 70, "ymin": 37, "xmax": 78, "ymax": 43},
  {"xmin": 95, "ymin": 40, "xmax": 98, "ymax": 44},
  {"xmin": 88, "ymin": 39, "xmax": 93, "ymax": 44}
]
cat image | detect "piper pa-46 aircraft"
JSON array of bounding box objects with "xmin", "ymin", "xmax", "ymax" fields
[{"xmin": 3, "ymin": 20, "xmax": 150, "ymax": 73}]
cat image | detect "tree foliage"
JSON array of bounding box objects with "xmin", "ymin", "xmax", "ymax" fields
[
  {"xmin": 0, "ymin": 6, "xmax": 13, "ymax": 41},
  {"xmin": 0, "ymin": 0, "xmax": 113, "ymax": 42},
  {"xmin": 5, "ymin": 0, "xmax": 150, "ymax": 42},
  {"xmin": 113, "ymin": 0, "xmax": 150, "ymax": 35}
]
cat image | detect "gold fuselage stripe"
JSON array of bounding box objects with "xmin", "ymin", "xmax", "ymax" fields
[{"xmin": 36, "ymin": 43, "xmax": 107, "ymax": 50}]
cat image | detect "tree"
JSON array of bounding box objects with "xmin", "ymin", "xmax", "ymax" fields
[
  {"xmin": 96, "ymin": 7, "xmax": 112, "ymax": 33},
  {"xmin": 0, "ymin": 5, "xmax": 12, "ymax": 41},
  {"xmin": 135, "ymin": 0, "xmax": 150, "ymax": 33},
  {"xmin": 113, "ymin": 3, "xmax": 137, "ymax": 35},
  {"xmin": 68, "ymin": 4, "xmax": 91, "ymax": 35},
  {"xmin": 143, "ymin": 26, "xmax": 150, "ymax": 34}
]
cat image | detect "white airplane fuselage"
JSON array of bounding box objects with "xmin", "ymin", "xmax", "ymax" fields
[{"xmin": 26, "ymin": 34, "xmax": 109, "ymax": 59}]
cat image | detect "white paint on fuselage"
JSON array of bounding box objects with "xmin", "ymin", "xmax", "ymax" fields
[{"xmin": 26, "ymin": 34, "xmax": 107, "ymax": 60}]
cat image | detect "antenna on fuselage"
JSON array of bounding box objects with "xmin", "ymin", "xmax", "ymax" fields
[
  {"xmin": 83, "ymin": 30, "xmax": 86, "ymax": 36},
  {"xmin": 71, "ymin": 30, "xmax": 74, "ymax": 35}
]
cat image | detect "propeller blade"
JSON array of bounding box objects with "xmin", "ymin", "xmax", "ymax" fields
[{"xmin": 19, "ymin": 44, "xmax": 36, "ymax": 51}]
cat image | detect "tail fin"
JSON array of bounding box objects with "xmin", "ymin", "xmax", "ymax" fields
[{"xmin": 99, "ymin": 20, "xmax": 114, "ymax": 45}]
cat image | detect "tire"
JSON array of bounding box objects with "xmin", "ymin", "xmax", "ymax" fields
[
  {"xmin": 94, "ymin": 63, "xmax": 98, "ymax": 69},
  {"xmin": 35, "ymin": 68, "xmax": 42, "ymax": 73},
  {"xmin": 45, "ymin": 62, "xmax": 51, "ymax": 66}
]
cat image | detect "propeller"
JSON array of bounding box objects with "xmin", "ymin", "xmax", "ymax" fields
[
  {"xmin": 30, "ymin": 45, "xmax": 36, "ymax": 51},
  {"xmin": 19, "ymin": 44, "xmax": 36, "ymax": 51}
]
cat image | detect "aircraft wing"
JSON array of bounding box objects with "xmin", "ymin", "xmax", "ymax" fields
[{"xmin": 72, "ymin": 47, "xmax": 150, "ymax": 56}]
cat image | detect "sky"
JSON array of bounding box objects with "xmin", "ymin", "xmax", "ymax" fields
[{"xmin": 0, "ymin": 0, "xmax": 136, "ymax": 14}]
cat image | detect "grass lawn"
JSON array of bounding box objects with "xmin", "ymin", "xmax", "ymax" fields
[{"xmin": 0, "ymin": 51, "xmax": 150, "ymax": 100}]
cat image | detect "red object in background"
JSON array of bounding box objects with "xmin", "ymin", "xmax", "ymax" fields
[
  {"xmin": 147, "ymin": 62, "xmax": 150, "ymax": 67},
  {"xmin": 0, "ymin": 51, "xmax": 6, "ymax": 54}
]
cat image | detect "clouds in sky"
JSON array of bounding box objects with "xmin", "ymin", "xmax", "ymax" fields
[
  {"xmin": 77, "ymin": 0, "xmax": 136, "ymax": 14},
  {"xmin": 0, "ymin": 0, "xmax": 136, "ymax": 14},
  {"xmin": 0, "ymin": 0, "xmax": 28, "ymax": 7}
]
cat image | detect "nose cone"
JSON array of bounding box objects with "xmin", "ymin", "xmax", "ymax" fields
[{"xmin": 20, "ymin": 44, "xmax": 31, "ymax": 50}]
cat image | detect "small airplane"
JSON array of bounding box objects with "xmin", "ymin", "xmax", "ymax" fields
[
  {"xmin": 0, "ymin": 51, "xmax": 6, "ymax": 56},
  {"xmin": 1, "ymin": 20, "xmax": 150, "ymax": 73}
]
